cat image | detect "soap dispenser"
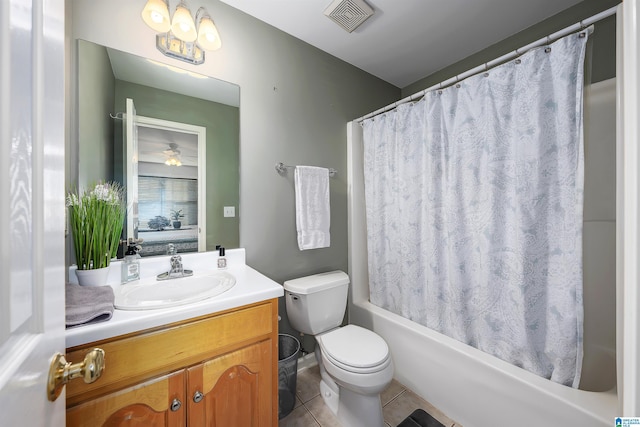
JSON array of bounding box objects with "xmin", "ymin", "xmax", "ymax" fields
[
  {"xmin": 121, "ymin": 244, "xmax": 140, "ymax": 283},
  {"xmin": 217, "ymin": 246, "xmax": 227, "ymax": 269}
]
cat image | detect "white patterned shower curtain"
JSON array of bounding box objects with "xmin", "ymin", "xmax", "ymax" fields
[{"xmin": 362, "ymin": 33, "xmax": 588, "ymax": 387}]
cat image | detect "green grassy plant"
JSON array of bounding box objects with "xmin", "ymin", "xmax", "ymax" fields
[{"xmin": 67, "ymin": 182, "xmax": 125, "ymax": 270}]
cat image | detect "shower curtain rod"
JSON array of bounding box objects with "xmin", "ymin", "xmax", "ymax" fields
[{"xmin": 355, "ymin": 5, "xmax": 617, "ymax": 123}]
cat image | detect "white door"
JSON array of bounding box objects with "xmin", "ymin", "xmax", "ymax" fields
[
  {"xmin": 0, "ymin": 0, "xmax": 66, "ymax": 425},
  {"xmin": 125, "ymin": 98, "xmax": 139, "ymax": 243}
]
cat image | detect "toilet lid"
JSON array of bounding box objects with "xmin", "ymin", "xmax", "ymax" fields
[{"xmin": 319, "ymin": 325, "xmax": 389, "ymax": 371}]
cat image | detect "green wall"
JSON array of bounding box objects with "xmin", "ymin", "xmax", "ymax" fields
[
  {"xmin": 402, "ymin": 0, "xmax": 619, "ymax": 97},
  {"xmin": 114, "ymin": 80, "xmax": 240, "ymax": 250},
  {"xmin": 77, "ymin": 40, "xmax": 114, "ymax": 186}
]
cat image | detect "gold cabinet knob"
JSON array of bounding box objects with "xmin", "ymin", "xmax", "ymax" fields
[{"xmin": 47, "ymin": 348, "xmax": 105, "ymax": 402}]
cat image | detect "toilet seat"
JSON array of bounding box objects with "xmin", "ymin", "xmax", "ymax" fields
[{"xmin": 318, "ymin": 325, "xmax": 390, "ymax": 374}]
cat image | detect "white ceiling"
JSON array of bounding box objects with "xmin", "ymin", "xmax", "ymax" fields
[{"xmin": 220, "ymin": 0, "xmax": 583, "ymax": 88}]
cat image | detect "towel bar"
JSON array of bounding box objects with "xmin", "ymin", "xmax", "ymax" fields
[{"xmin": 275, "ymin": 162, "xmax": 337, "ymax": 177}]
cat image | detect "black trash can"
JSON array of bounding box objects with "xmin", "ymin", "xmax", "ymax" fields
[{"xmin": 278, "ymin": 334, "xmax": 300, "ymax": 419}]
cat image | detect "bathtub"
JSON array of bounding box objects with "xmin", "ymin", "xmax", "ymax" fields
[
  {"xmin": 349, "ymin": 300, "xmax": 616, "ymax": 426},
  {"xmin": 346, "ymin": 79, "xmax": 619, "ymax": 426}
]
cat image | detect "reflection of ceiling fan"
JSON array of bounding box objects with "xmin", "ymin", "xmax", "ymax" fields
[
  {"xmin": 163, "ymin": 143, "xmax": 182, "ymax": 166},
  {"xmin": 138, "ymin": 135, "xmax": 198, "ymax": 166}
]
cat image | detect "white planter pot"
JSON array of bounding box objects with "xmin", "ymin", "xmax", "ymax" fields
[{"xmin": 75, "ymin": 266, "xmax": 110, "ymax": 286}]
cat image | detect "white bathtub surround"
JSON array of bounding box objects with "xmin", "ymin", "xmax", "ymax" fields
[
  {"xmin": 361, "ymin": 32, "xmax": 588, "ymax": 388},
  {"xmin": 66, "ymin": 248, "xmax": 284, "ymax": 347},
  {"xmin": 619, "ymin": 0, "xmax": 640, "ymax": 416}
]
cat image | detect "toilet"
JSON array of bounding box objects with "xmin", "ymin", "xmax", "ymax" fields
[{"xmin": 284, "ymin": 271, "xmax": 393, "ymax": 427}]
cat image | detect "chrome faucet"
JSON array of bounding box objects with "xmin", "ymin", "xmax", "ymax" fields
[
  {"xmin": 170, "ymin": 255, "xmax": 183, "ymax": 274},
  {"xmin": 157, "ymin": 255, "xmax": 194, "ymax": 281}
]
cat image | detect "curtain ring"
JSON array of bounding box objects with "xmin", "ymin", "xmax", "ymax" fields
[
  {"xmin": 515, "ymin": 59, "xmax": 521, "ymax": 64},
  {"xmin": 455, "ymin": 84, "xmax": 461, "ymax": 89},
  {"xmin": 545, "ymin": 35, "xmax": 552, "ymax": 53}
]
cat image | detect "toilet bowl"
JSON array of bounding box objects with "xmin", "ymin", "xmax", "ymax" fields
[
  {"xmin": 317, "ymin": 324, "xmax": 394, "ymax": 427},
  {"xmin": 318, "ymin": 325, "xmax": 393, "ymax": 393},
  {"xmin": 284, "ymin": 271, "xmax": 394, "ymax": 427}
]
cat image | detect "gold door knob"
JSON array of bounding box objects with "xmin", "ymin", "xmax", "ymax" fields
[{"xmin": 47, "ymin": 348, "xmax": 105, "ymax": 402}]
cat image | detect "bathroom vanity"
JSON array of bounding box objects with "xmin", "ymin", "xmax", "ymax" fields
[{"xmin": 64, "ymin": 249, "xmax": 283, "ymax": 426}]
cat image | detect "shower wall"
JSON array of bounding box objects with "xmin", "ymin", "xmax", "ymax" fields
[{"xmin": 581, "ymin": 77, "xmax": 617, "ymax": 390}]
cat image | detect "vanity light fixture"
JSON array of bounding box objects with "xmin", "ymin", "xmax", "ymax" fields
[{"xmin": 141, "ymin": 0, "xmax": 222, "ymax": 65}]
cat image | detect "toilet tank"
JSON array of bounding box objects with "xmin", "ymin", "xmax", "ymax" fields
[{"xmin": 284, "ymin": 270, "xmax": 349, "ymax": 335}]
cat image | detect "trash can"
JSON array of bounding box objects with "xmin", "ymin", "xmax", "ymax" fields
[{"xmin": 278, "ymin": 334, "xmax": 300, "ymax": 419}]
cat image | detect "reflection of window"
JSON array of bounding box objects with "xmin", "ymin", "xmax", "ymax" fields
[{"xmin": 138, "ymin": 176, "xmax": 197, "ymax": 229}]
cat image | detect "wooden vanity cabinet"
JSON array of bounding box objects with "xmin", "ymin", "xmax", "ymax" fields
[
  {"xmin": 187, "ymin": 340, "xmax": 272, "ymax": 426},
  {"xmin": 65, "ymin": 299, "xmax": 278, "ymax": 427},
  {"xmin": 67, "ymin": 370, "xmax": 186, "ymax": 427}
]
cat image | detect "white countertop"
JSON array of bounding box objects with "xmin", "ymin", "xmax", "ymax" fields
[{"xmin": 66, "ymin": 248, "xmax": 284, "ymax": 348}]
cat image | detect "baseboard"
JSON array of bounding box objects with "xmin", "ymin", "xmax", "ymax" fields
[{"xmin": 297, "ymin": 352, "xmax": 317, "ymax": 372}]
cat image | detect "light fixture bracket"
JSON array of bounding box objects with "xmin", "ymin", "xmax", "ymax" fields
[{"xmin": 156, "ymin": 32, "xmax": 205, "ymax": 65}]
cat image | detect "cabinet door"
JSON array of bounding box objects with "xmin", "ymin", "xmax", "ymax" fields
[
  {"xmin": 67, "ymin": 370, "xmax": 185, "ymax": 427},
  {"xmin": 187, "ymin": 339, "xmax": 273, "ymax": 426}
]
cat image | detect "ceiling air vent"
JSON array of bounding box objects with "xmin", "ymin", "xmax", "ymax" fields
[{"xmin": 324, "ymin": 0, "xmax": 374, "ymax": 33}]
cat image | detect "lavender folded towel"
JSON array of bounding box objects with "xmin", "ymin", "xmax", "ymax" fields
[{"xmin": 65, "ymin": 283, "xmax": 115, "ymax": 328}]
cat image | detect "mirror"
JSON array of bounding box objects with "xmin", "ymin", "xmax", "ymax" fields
[{"xmin": 76, "ymin": 39, "xmax": 240, "ymax": 256}]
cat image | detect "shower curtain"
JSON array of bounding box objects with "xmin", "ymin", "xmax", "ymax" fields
[{"xmin": 362, "ymin": 32, "xmax": 588, "ymax": 387}]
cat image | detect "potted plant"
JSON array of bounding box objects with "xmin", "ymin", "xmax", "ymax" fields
[
  {"xmin": 148, "ymin": 215, "xmax": 170, "ymax": 231},
  {"xmin": 67, "ymin": 182, "xmax": 125, "ymax": 286},
  {"xmin": 170, "ymin": 209, "xmax": 184, "ymax": 229}
]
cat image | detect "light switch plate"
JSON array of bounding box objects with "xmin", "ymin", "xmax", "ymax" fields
[{"xmin": 224, "ymin": 206, "xmax": 235, "ymax": 217}]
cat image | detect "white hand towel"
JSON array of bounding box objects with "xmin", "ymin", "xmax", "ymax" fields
[{"xmin": 295, "ymin": 166, "xmax": 330, "ymax": 250}]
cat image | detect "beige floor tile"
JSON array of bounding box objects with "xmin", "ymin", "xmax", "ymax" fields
[
  {"xmin": 296, "ymin": 365, "xmax": 322, "ymax": 403},
  {"xmin": 279, "ymin": 404, "xmax": 321, "ymax": 427},
  {"xmin": 383, "ymin": 390, "xmax": 455, "ymax": 427},
  {"xmin": 305, "ymin": 394, "xmax": 343, "ymax": 427},
  {"xmin": 293, "ymin": 395, "xmax": 303, "ymax": 410},
  {"xmin": 290, "ymin": 367, "xmax": 458, "ymax": 427},
  {"xmin": 381, "ymin": 379, "xmax": 406, "ymax": 406}
]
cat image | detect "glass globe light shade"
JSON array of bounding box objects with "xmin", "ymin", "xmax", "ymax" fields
[
  {"xmin": 141, "ymin": 0, "xmax": 171, "ymax": 33},
  {"xmin": 171, "ymin": 3, "xmax": 197, "ymax": 42}
]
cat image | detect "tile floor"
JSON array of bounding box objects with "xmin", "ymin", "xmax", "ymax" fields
[{"xmin": 279, "ymin": 364, "xmax": 461, "ymax": 427}]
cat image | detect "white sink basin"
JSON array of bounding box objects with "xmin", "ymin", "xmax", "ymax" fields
[{"xmin": 114, "ymin": 271, "xmax": 236, "ymax": 310}]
